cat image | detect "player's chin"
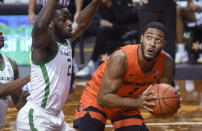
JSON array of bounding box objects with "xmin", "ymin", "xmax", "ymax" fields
[
  {"xmin": 64, "ymin": 33, "xmax": 72, "ymax": 39},
  {"xmin": 144, "ymin": 55, "xmax": 155, "ymax": 62}
]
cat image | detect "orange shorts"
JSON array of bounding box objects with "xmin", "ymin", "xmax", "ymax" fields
[{"xmin": 73, "ymin": 96, "xmax": 147, "ymax": 130}]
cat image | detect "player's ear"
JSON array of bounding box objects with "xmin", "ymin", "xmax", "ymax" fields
[
  {"xmin": 49, "ymin": 21, "xmax": 54, "ymax": 29},
  {"xmin": 140, "ymin": 34, "xmax": 143, "ymax": 43}
]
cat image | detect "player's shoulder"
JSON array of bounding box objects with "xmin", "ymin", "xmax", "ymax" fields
[
  {"xmin": 164, "ymin": 51, "xmax": 174, "ymax": 63},
  {"xmin": 7, "ymin": 56, "xmax": 17, "ymax": 66},
  {"xmin": 109, "ymin": 48, "xmax": 127, "ymax": 65},
  {"xmin": 111, "ymin": 48, "xmax": 127, "ymax": 60},
  {"xmin": 163, "ymin": 51, "xmax": 174, "ymax": 69}
]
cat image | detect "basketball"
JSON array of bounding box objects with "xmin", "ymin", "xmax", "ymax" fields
[{"xmin": 148, "ymin": 84, "xmax": 181, "ymax": 118}]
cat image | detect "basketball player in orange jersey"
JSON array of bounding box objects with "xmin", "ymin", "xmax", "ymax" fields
[{"xmin": 73, "ymin": 22, "xmax": 175, "ymax": 131}]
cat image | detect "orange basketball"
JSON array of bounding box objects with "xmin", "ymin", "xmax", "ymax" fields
[{"xmin": 148, "ymin": 84, "xmax": 181, "ymax": 118}]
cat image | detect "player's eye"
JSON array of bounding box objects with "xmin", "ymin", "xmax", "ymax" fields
[
  {"xmin": 147, "ymin": 36, "xmax": 152, "ymax": 40},
  {"xmin": 156, "ymin": 39, "xmax": 162, "ymax": 43}
]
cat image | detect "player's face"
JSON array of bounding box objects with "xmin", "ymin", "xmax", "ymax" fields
[
  {"xmin": 54, "ymin": 8, "xmax": 72, "ymax": 39},
  {"xmin": 140, "ymin": 28, "xmax": 166, "ymax": 62}
]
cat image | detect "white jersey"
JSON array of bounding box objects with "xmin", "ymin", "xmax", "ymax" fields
[
  {"xmin": 0, "ymin": 54, "xmax": 15, "ymax": 127},
  {"xmin": 29, "ymin": 40, "xmax": 72, "ymax": 114}
]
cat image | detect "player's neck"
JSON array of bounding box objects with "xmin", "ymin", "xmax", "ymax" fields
[{"xmin": 53, "ymin": 35, "xmax": 66, "ymax": 44}]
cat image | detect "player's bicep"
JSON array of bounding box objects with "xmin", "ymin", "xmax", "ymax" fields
[
  {"xmin": 99, "ymin": 50, "xmax": 127, "ymax": 96},
  {"xmin": 32, "ymin": 28, "xmax": 52, "ymax": 49},
  {"xmin": 158, "ymin": 54, "xmax": 175, "ymax": 84}
]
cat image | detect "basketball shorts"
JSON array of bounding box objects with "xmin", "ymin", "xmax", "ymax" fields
[
  {"xmin": 73, "ymin": 99, "xmax": 148, "ymax": 131},
  {"xmin": 17, "ymin": 101, "xmax": 74, "ymax": 131}
]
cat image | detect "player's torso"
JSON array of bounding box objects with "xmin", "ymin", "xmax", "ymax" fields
[
  {"xmin": 29, "ymin": 40, "xmax": 72, "ymax": 113},
  {"xmin": 84, "ymin": 45, "xmax": 165, "ymax": 99},
  {"xmin": 116, "ymin": 45, "xmax": 165, "ymax": 98},
  {"xmin": 0, "ymin": 54, "xmax": 14, "ymax": 126}
]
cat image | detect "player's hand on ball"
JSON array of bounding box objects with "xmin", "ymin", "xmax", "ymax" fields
[{"xmin": 137, "ymin": 85, "xmax": 156, "ymax": 112}]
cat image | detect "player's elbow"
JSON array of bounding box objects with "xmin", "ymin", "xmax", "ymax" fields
[
  {"xmin": 0, "ymin": 90, "xmax": 7, "ymax": 98},
  {"xmin": 97, "ymin": 94, "xmax": 108, "ymax": 107}
]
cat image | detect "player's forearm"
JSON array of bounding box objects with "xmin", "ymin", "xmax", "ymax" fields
[
  {"xmin": 75, "ymin": 0, "xmax": 83, "ymax": 14},
  {"xmin": 33, "ymin": 0, "xmax": 57, "ymax": 33},
  {"xmin": 72, "ymin": 0, "xmax": 102, "ymax": 41},
  {"xmin": 97, "ymin": 94, "xmax": 140, "ymax": 109},
  {"xmin": 28, "ymin": 0, "xmax": 37, "ymax": 14},
  {"xmin": 0, "ymin": 75, "xmax": 30, "ymax": 98}
]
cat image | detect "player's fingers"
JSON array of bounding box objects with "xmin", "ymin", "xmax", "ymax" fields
[
  {"xmin": 21, "ymin": 91, "xmax": 30, "ymax": 101},
  {"xmin": 145, "ymin": 95, "xmax": 156, "ymax": 101},
  {"xmin": 144, "ymin": 101, "xmax": 155, "ymax": 107},
  {"xmin": 143, "ymin": 105, "xmax": 153, "ymax": 112},
  {"xmin": 143, "ymin": 85, "xmax": 152, "ymax": 94},
  {"xmin": 144, "ymin": 90, "xmax": 154, "ymax": 96}
]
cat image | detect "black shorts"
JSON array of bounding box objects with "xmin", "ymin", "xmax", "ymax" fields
[{"xmin": 73, "ymin": 106, "xmax": 148, "ymax": 131}]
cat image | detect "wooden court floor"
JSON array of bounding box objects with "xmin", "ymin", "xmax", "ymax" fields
[{"xmin": 2, "ymin": 80, "xmax": 202, "ymax": 131}]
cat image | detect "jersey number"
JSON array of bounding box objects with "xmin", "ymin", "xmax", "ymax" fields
[
  {"xmin": 67, "ymin": 58, "xmax": 72, "ymax": 76},
  {"xmin": 128, "ymin": 87, "xmax": 139, "ymax": 95}
]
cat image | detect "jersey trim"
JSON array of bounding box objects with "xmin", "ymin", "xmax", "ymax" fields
[
  {"xmin": 28, "ymin": 108, "xmax": 38, "ymax": 131},
  {"xmin": 40, "ymin": 65, "xmax": 50, "ymax": 108},
  {"xmin": 32, "ymin": 43, "xmax": 59, "ymax": 65},
  {"xmin": 0, "ymin": 54, "xmax": 5, "ymax": 71},
  {"xmin": 7, "ymin": 57, "xmax": 16, "ymax": 75}
]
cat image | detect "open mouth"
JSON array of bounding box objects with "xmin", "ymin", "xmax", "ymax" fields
[{"xmin": 147, "ymin": 49, "xmax": 155, "ymax": 55}]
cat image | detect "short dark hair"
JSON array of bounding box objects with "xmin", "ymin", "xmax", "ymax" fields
[{"xmin": 142, "ymin": 22, "xmax": 168, "ymax": 40}]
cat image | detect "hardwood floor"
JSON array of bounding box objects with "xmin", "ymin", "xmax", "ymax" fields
[{"xmin": 2, "ymin": 80, "xmax": 202, "ymax": 131}]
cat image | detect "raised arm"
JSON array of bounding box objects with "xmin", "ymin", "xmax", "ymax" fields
[
  {"xmin": 157, "ymin": 53, "xmax": 175, "ymax": 84},
  {"xmin": 32, "ymin": 0, "xmax": 57, "ymax": 49},
  {"xmin": 97, "ymin": 49, "xmax": 156, "ymax": 111},
  {"xmin": 71, "ymin": 0, "xmax": 102, "ymax": 41},
  {"xmin": 28, "ymin": 0, "xmax": 37, "ymax": 24},
  {"xmin": 73, "ymin": 0, "xmax": 83, "ymax": 21}
]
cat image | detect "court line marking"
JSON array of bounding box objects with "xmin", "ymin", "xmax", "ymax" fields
[{"xmin": 105, "ymin": 122, "xmax": 202, "ymax": 127}]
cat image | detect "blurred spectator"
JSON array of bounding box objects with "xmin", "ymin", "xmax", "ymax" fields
[
  {"xmin": 138, "ymin": 0, "xmax": 176, "ymax": 61},
  {"xmin": 28, "ymin": 0, "xmax": 83, "ymax": 24},
  {"xmin": 176, "ymin": 0, "xmax": 202, "ymax": 64},
  {"xmin": 75, "ymin": 0, "xmax": 139, "ymax": 77}
]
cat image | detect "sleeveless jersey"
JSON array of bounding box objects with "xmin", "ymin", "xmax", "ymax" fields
[
  {"xmin": 29, "ymin": 40, "xmax": 72, "ymax": 113},
  {"xmin": 0, "ymin": 54, "xmax": 15, "ymax": 127},
  {"xmin": 81, "ymin": 44, "xmax": 165, "ymax": 118}
]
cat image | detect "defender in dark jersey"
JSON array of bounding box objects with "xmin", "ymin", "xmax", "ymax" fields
[{"xmin": 74, "ymin": 22, "xmax": 175, "ymax": 131}]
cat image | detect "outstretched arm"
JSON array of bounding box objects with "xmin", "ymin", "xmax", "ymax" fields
[
  {"xmin": 32, "ymin": 0, "xmax": 57, "ymax": 49},
  {"xmin": 8, "ymin": 60, "xmax": 30, "ymax": 110},
  {"xmin": 28, "ymin": 0, "xmax": 37, "ymax": 24},
  {"xmin": 0, "ymin": 76, "xmax": 30, "ymax": 98},
  {"xmin": 71, "ymin": 0, "xmax": 102, "ymax": 41},
  {"xmin": 74, "ymin": 0, "xmax": 83, "ymax": 21},
  {"xmin": 157, "ymin": 53, "xmax": 175, "ymax": 84},
  {"xmin": 97, "ymin": 49, "xmax": 156, "ymax": 111}
]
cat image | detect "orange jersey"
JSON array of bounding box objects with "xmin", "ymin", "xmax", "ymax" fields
[{"xmin": 81, "ymin": 44, "xmax": 165, "ymax": 119}]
